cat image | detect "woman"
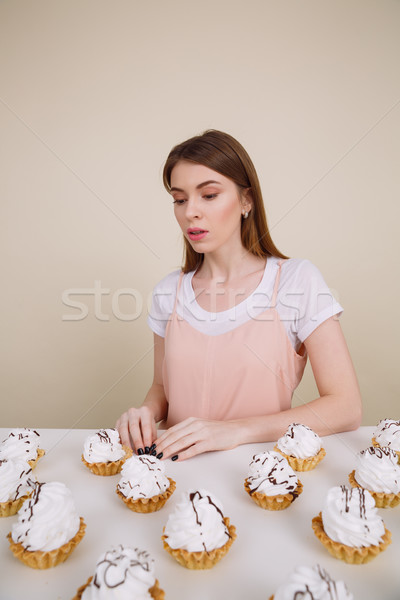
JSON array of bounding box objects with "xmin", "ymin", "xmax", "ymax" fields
[{"xmin": 116, "ymin": 130, "xmax": 362, "ymax": 461}]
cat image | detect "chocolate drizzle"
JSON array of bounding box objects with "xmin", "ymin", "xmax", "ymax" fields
[
  {"xmin": 188, "ymin": 491, "xmax": 230, "ymax": 552},
  {"xmin": 93, "ymin": 546, "xmax": 152, "ymax": 589}
]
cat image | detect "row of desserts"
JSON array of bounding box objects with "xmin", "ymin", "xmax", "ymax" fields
[{"xmin": 1, "ymin": 420, "xmax": 399, "ymax": 598}]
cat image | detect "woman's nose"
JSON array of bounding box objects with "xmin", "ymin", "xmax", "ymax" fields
[{"xmin": 184, "ymin": 197, "xmax": 201, "ymax": 219}]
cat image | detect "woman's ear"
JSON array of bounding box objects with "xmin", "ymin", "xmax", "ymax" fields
[{"xmin": 241, "ymin": 187, "xmax": 253, "ymax": 213}]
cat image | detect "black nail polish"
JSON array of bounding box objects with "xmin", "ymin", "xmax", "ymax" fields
[
  {"xmin": 144, "ymin": 446, "xmax": 150, "ymax": 454},
  {"xmin": 137, "ymin": 448, "xmax": 144, "ymax": 456},
  {"xmin": 171, "ymin": 454, "xmax": 179, "ymax": 461},
  {"xmin": 151, "ymin": 450, "xmax": 157, "ymax": 456},
  {"xmin": 150, "ymin": 443, "xmax": 156, "ymax": 452},
  {"xmin": 156, "ymin": 452, "xmax": 163, "ymax": 459}
]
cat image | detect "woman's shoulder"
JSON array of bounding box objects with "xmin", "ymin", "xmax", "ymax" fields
[
  {"xmin": 279, "ymin": 257, "xmax": 327, "ymax": 283},
  {"xmin": 151, "ymin": 268, "xmax": 183, "ymax": 293}
]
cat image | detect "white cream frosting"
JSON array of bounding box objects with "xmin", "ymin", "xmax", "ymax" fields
[
  {"xmin": 0, "ymin": 459, "xmax": 35, "ymax": 503},
  {"xmin": 117, "ymin": 455, "xmax": 169, "ymax": 500},
  {"xmin": 277, "ymin": 423, "xmax": 322, "ymax": 459},
  {"xmin": 321, "ymin": 486, "xmax": 385, "ymax": 548},
  {"xmin": 273, "ymin": 564, "xmax": 353, "ymax": 600},
  {"xmin": 0, "ymin": 428, "xmax": 41, "ymax": 462},
  {"xmin": 373, "ymin": 419, "xmax": 400, "ymax": 452},
  {"xmin": 246, "ymin": 451, "xmax": 299, "ymax": 496},
  {"xmin": 11, "ymin": 481, "xmax": 80, "ymax": 551},
  {"xmin": 83, "ymin": 428, "xmax": 125, "ymax": 463},
  {"xmin": 354, "ymin": 446, "xmax": 400, "ymax": 494},
  {"xmin": 81, "ymin": 545, "xmax": 156, "ymax": 600},
  {"xmin": 163, "ymin": 489, "xmax": 230, "ymax": 552}
]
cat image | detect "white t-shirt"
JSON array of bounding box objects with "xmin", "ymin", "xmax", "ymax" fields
[{"xmin": 147, "ymin": 256, "xmax": 343, "ymax": 353}]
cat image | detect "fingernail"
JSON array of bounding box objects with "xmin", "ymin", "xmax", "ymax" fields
[
  {"xmin": 150, "ymin": 443, "xmax": 156, "ymax": 452},
  {"xmin": 156, "ymin": 452, "xmax": 163, "ymax": 459},
  {"xmin": 151, "ymin": 450, "xmax": 157, "ymax": 456},
  {"xmin": 137, "ymin": 448, "xmax": 144, "ymax": 456},
  {"xmin": 144, "ymin": 447, "xmax": 150, "ymax": 454},
  {"xmin": 171, "ymin": 455, "xmax": 179, "ymax": 461}
]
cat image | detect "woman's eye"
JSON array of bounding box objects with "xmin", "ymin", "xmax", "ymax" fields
[
  {"xmin": 204, "ymin": 194, "xmax": 217, "ymax": 200},
  {"xmin": 172, "ymin": 199, "xmax": 185, "ymax": 205}
]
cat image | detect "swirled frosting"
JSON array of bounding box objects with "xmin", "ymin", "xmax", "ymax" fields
[
  {"xmin": 246, "ymin": 451, "xmax": 299, "ymax": 496},
  {"xmin": 163, "ymin": 489, "xmax": 231, "ymax": 552},
  {"xmin": 354, "ymin": 446, "xmax": 400, "ymax": 494},
  {"xmin": 273, "ymin": 564, "xmax": 353, "ymax": 600},
  {"xmin": 81, "ymin": 545, "xmax": 156, "ymax": 600},
  {"xmin": 0, "ymin": 428, "xmax": 41, "ymax": 462},
  {"xmin": 117, "ymin": 455, "xmax": 169, "ymax": 499},
  {"xmin": 373, "ymin": 419, "xmax": 400, "ymax": 452},
  {"xmin": 83, "ymin": 428, "xmax": 125, "ymax": 463},
  {"xmin": 0, "ymin": 459, "xmax": 35, "ymax": 503},
  {"xmin": 11, "ymin": 481, "xmax": 80, "ymax": 551},
  {"xmin": 321, "ymin": 486, "xmax": 385, "ymax": 548},
  {"xmin": 276, "ymin": 423, "xmax": 322, "ymax": 459}
]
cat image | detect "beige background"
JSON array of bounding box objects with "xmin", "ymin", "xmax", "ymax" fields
[{"xmin": 1, "ymin": 0, "xmax": 399, "ymax": 429}]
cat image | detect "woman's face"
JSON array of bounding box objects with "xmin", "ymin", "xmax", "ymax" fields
[{"xmin": 169, "ymin": 161, "xmax": 250, "ymax": 255}]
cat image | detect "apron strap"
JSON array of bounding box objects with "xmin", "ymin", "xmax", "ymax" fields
[
  {"xmin": 271, "ymin": 259, "xmax": 285, "ymax": 307},
  {"xmin": 172, "ymin": 271, "xmax": 184, "ymax": 318}
]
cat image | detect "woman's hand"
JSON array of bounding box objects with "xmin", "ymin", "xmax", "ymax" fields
[
  {"xmin": 116, "ymin": 406, "xmax": 158, "ymax": 454},
  {"xmin": 153, "ymin": 417, "xmax": 244, "ymax": 462}
]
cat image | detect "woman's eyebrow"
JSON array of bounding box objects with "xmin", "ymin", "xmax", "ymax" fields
[{"xmin": 170, "ymin": 180, "xmax": 223, "ymax": 193}]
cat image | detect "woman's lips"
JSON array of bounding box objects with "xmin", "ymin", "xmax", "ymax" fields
[{"xmin": 188, "ymin": 230, "xmax": 208, "ymax": 241}]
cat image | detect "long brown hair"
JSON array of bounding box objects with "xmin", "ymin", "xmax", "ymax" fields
[{"xmin": 163, "ymin": 129, "xmax": 288, "ymax": 273}]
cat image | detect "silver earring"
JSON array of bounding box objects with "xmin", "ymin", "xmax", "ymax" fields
[{"xmin": 242, "ymin": 211, "xmax": 249, "ymax": 219}]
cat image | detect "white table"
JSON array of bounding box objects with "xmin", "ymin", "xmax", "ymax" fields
[{"xmin": 0, "ymin": 427, "xmax": 399, "ymax": 600}]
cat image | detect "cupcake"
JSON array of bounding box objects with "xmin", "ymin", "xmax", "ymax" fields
[
  {"xmin": 372, "ymin": 419, "xmax": 400, "ymax": 460},
  {"xmin": 244, "ymin": 450, "xmax": 303, "ymax": 510},
  {"xmin": 0, "ymin": 428, "xmax": 45, "ymax": 469},
  {"xmin": 81, "ymin": 428, "xmax": 132, "ymax": 476},
  {"xmin": 312, "ymin": 485, "xmax": 391, "ymax": 564},
  {"xmin": 116, "ymin": 454, "xmax": 175, "ymax": 513},
  {"xmin": 274, "ymin": 423, "xmax": 326, "ymax": 471},
  {"xmin": 162, "ymin": 489, "xmax": 236, "ymax": 569},
  {"xmin": 349, "ymin": 446, "xmax": 400, "ymax": 508},
  {"xmin": 72, "ymin": 545, "xmax": 165, "ymax": 600},
  {"xmin": 269, "ymin": 564, "xmax": 354, "ymax": 600},
  {"xmin": 7, "ymin": 481, "xmax": 86, "ymax": 568},
  {"xmin": 0, "ymin": 458, "xmax": 35, "ymax": 517}
]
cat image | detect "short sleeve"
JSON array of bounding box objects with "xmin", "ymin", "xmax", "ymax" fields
[
  {"xmin": 147, "ymin": 270, "xmax": 181, "ymax": 338},
  {"xmin": 277, "ymin": 259, "xmax": 343, "ymax": 348}
]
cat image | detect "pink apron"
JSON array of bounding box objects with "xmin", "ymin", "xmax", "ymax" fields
[{"xmin": 162, "ymin": 259, "xmax": 307, "ymax": 427}]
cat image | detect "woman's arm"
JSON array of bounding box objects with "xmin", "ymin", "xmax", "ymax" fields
[
  {"xmin": 154, "ymin": 317, "xmax": 363, "ymax": 461},
  {"xmin": 116, "ymin": 333, "xmax": 168, "ymax": 452}
]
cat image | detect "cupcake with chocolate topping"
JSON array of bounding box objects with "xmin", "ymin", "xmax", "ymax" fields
[
  {"xmin": 0, "ymin": 428, "xmax": 45, "ymax": 469},
  {"xmin": 81, "ymin": 428, "xmax": 132, "ymax": 476},
  {"xmin": 116, "ymin": 454, "xmax": 175, "ymax": 513},
  {"xmin": 0, "ymin": 459, "xmax": 35, "ymax": 517},
  {"xmin": 269, "ymin": 564, "xmax": 354, "ymax": 600},
  {"xmin": 372, "ymin": 419, "xmax": 400, "ymax": 461},
  {"xmin": 274, "ymin": 423, "xmax": 326, "ymax": 471},
  {"xmin": 349, "ymin": 446, "xmax": 400, "ymax": 508},
  {"xmin": 72, "ymin": 545, "xmax": 165, "ymax": 600},
  {"xmin": 312, "ymin": 485, "xmax": 391, "ymax": 564},
  {"xmin": 162, "ymin": 489, "xmax": 236, "ymax": 569},
  {"xmin": 7, "ymin": 481, "xmax": 86, "ymax": 569},
  {"xmin": 244, "ymin": 450, "xmax": 303, "ymax": 510}
]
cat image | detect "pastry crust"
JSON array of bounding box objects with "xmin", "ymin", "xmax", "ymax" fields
[
  {"xmin": 244, "ymin": 477, "xmax": 303, "ymax": 510},
  {"xmin": 116, "ymin": 477, "xmax": 176, "ymax": 513},
  {"xmin": 81, "ymin": 445, "xmax": 133, "ymax": 476},
  {"xmin": 7, "ymin": 516, "xmax": 86, "ymax": 569},
  {"xmin": 72, "ymin": 576, "xmax": 165, "ymax": 600},
  {"xmin": 28, "ymin": 448, "xmax": 45, "ymax": 469},
  {"xmin": 161, "ymin": 517, "xmax": 236, "ymax": 569},
  {"xmin": 274, "ymin": 445, "xmax": 326, "ymax": 471},
  {"xmin": 0, "ymin": 491, "xmax": 33, "ymax": 518},
  {"xmin": 348, "ymin": 470, "xmax": 400, "ymax": 508},
  {"xmin": 311, "ymin": 512, "xmax": 391, "ymax": 564}
]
